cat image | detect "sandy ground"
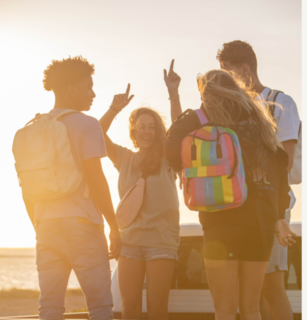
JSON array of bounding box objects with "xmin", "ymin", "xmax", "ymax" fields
[{"xmin": 0, "ymin": 289, "xmax": 87, "ymax": 317}]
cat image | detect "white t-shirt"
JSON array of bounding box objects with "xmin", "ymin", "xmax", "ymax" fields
[
  {"xmin": 259, "ymin": 88, "xmax": 300, "ymax": 211},
  {"xmin": 35, "ymin": 109, "xmax": 107, "ymax": 224}
]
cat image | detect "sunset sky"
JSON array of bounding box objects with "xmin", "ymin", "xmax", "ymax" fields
[{"xmin": 0, "ymin": 0, "xmax": 302, "ymax": 247}]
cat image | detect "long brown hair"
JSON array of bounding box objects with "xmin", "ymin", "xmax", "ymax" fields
[
  {"xmin": 197, "ymin": 70, "xmax": 281, "ymax": 154},
  {"xmin": 129, "ymin": 107, "xmax": 166, "ymax": 176}
]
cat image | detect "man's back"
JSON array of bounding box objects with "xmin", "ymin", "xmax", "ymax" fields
[
  {"xmin": 260, "ymin": 88, "xmax": 300, "ymax": 210},
  {"xmin": 260, "ymin": 88, "xmax": 300, "ymax": 143},
  {"xmin": 19, "ymin": 56, "xmax": 120, "ymax": 320},
  {"xmin": 34, "ymin": 109, "xmax": 107, "ymax": 225}
]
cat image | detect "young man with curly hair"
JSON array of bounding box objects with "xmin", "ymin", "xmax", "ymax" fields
[
  {"xmin": 23, "ymin": 56, "xmax": 122, "ymax": 320},
  {"xmin": 217, "ymin": 40, "xmax": 300, "ymax": 320}
]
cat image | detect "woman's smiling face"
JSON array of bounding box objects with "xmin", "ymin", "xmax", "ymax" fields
[{"xmin": 133, "ymin": 114, "xmax": 156, "ymax": 152}]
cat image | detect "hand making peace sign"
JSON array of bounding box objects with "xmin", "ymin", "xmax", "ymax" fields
[
  {"xmin": 164, "ymin": 59, "xmax": 181, "ymax": 93},
  {"xmin": 110, "ymin": 83, "xmax": 134, "ymax": 113}
]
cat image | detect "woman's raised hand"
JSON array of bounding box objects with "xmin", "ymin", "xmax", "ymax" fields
[
  {"xmin": 164, "ymin": 59, "xmax": 181, "ymax": 93},
  {"xmin": 110, "ymin": 84, "xmax": 134, "ymax": 114}
]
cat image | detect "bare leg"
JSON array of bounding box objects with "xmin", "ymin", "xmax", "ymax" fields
[
  {"xmin": 261, "ymin": 271, "xmax": 293, "ymax": 320},
  {"xmin": 260, "ymin": 296, "xmax": 272, "ymax": 320},
  {"xmin": 239, "ymin": 261, "xmax": 268, "ymax": 320},
  {"xmin": 204, "ymin": 259, "xmax": 239, "ymax": 320},
  {"xmin": 146, "ymin": 259, "xmax": 176, "ymax": 320},
  {"xmin": 117, "ymin": 256, "xmax": 146, "ymax": 319}
]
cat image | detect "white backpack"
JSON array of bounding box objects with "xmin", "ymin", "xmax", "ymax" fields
[{"xmin": 12, "ymin": 110, "xmax": 84, "ymax": 201}]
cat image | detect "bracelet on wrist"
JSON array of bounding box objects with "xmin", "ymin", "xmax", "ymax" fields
[
  {"xmin": 109, "ymin": 107, "xmax": 119, "ymax": 115},
  {"xmin": 168, "ymin": 95, "xmax": 180, "ymax": 101}
]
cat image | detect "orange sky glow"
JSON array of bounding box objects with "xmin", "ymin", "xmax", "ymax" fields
[{"xmin": 0, "ymin": 0, "xmax": 302, "ymax": 247}]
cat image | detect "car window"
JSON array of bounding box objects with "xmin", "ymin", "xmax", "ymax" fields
[
  {"xmin": 170, "ymin": 235, "xmax": 301, "ymax": 291},
  {"xmin": 171, "ymin": 236, "xmax": 209, "ymax": 290}
]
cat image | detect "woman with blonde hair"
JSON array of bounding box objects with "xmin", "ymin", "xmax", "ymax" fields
[
  {"xmin": 165, "ymin": 68, "xmax": 296, "ymax": 320},
  {"xmin": 99, "ymin": 61, "xmax": 182, "ymax": 320}
]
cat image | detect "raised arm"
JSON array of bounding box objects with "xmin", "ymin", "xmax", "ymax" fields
[
  {"xmin": 164, "ymin": 59, "xmax": 182, "ymax": 122},
  {"xmin": 99, "ymin": 84, "xmax": 134, "ymax": 164}
]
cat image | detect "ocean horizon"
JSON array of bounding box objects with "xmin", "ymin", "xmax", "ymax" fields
[{"xmin": 0, "ymin": 248, "xmax": 117, "ymax": 291}]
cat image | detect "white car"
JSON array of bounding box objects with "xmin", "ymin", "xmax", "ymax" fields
[{"xmin": 111, "ymin": 222, "xmax": 301, "ymax": 319}]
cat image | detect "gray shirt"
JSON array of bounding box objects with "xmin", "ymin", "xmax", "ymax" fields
[
  {"xmin": 115, "ymin": 145, "xmax": 180, "ymax": 251},
  {"xmin": 35, "ymin": 109, "xmax": 106, "ymax": 225}
]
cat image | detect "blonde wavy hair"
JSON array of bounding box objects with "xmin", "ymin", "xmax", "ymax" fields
[
  {"xmin": 129, "ymin": 107, "xmax": 166, "ymax": 176},
  {"xmin": 197, "ymin": 70, "xmax": 282, "ymax": 153}
]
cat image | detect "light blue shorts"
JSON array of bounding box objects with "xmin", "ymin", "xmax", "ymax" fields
[{"xmin": 120, "ymin": 243, "xmax": 178, "ymax": 261}]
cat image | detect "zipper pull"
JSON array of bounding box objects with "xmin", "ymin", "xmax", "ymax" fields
[
  {"xmin": 191, "ymin": 144, "xmax": 197, "ymax": 160},
  {"xmin": 216, "ymin": 143, "xmax": 223, "ymax": 159}
]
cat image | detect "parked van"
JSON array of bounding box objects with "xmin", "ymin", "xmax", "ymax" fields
[{"xmin": 112, "ymin": 222, "xmax": 302, "ymax": 319}]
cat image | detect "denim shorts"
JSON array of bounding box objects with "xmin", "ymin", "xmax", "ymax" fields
[
  {"xmin": 120, "ymin": 243, "xmax": 178, "ymax": 261},
  {"xmin": 265, "ymin": 210, "xmax": 290, "ymax": 274}
]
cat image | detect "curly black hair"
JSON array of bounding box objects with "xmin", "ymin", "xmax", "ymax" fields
[
  {"xmin": 216, "ymin": 40, "xmax": 258, "ymax": 74},
  {"xmin": 43, "ymin": 56, "xmax": 95, "ymax": 93}
]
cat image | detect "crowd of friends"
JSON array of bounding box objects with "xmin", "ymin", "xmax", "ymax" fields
[{"xmin": 22, "ymin": 40, "xmax": 301, "ymax": 320}]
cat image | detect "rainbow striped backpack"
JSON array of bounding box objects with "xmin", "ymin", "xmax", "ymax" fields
[{"xmin": 181, "ymin": 109, "xmax": 248, "ymax": 212}]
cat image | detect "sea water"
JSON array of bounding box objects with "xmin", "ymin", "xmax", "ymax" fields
[{"xmin": 0, "ymin": 248, "xmax": 116, "ymax": 290}]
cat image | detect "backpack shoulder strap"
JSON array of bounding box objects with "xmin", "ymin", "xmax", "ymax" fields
[
  {"xmin": 52, "ymin": 110, "xmax": 81, "ymax": 121},
  {"xmin": 265, "ymin": 89, "xmax": 283, "ymax": 118},
  {"xmin": 194, "ymin": 108, "xmax": 209, "ymax": 125}
]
